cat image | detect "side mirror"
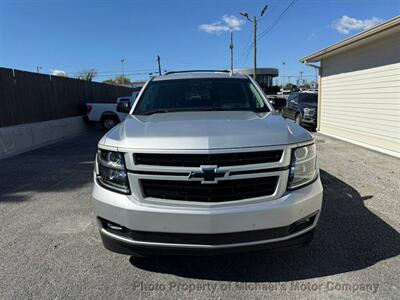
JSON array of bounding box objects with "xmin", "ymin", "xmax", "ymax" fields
[
  {"xmin": 117, "ymin": 101, "xmax": 131, "ymax": 113},
  {"xmin": 271, "ymin": 97, "xmax": 287, "ymax": 111}
]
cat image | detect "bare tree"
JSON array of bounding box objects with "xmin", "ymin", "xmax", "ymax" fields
[
  {"xmin": 102, "ymin": 75, "xmax": 131, "ymax": 86},
  {"xmin": 77, "ymin": 69, "xmax": 97, "ymax": 81}
]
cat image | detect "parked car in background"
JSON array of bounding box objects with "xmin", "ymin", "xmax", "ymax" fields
[
  {"xmin": 277, "ymin": 89, "xmax": 290, "ymax": 100},
  {"xmin": 86, "ymin": 91, "xmax": 140, "ymax": 130},
  {"xmin": 303, "ymin": 89, "xmax": 318, "ymax": 93},
  {"xmin": 282, "ymin": 91, "xmax": 318, "ymax": 128},
  {"xmin": 267, "ymin": 95, "xmax": 287, "ymax": 113}
]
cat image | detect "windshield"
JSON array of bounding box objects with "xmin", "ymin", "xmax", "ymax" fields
[
  {"xmin": 299, "ymin": 93, "xmax": 317, "ymax": 104},
  {"xmin": 133, "ymin": 78, "xmax": 269, "ymax": 115}
]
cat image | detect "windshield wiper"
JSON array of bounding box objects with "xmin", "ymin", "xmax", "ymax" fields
[
  {"xmin": 139, "ymin": 108, "xmax": 218, "ymax": 115},
  {"xmin": 196, "ymin": 107, "xmax": 268, "ymax": 112},
  {"xmin": 139, "ymin": 107, "xmax": 268, "ymax": 115},
  {"xmin": 139, "ymin": 109, "xmax": 173, "ymax": 115}
]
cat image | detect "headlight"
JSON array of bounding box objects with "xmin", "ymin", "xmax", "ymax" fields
[
  {"xmin": 287, "ymin": 143, "xmax": 318, "ymax": 190},
  {"xmin": 96, "ymin": 149, "xmax": 130, "ymax": 194},
  {"xmin": 303, "ymin": 108, "xmax": 315, "ymax": 116}
]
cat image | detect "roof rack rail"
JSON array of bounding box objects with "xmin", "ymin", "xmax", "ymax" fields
[{"xmin": 164, "ymin": 70, "xmax": 231, "ymax": 75}]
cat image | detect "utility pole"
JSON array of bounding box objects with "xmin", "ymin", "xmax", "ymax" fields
[
  {"xmin": 120, "ymin": 59, "xmax": 125, "ymax": 85},
  {"xmin": 314, "ymin": 68, "xmax": 318, "ymax": 87},
  {"xmin": 300, "ymin": 71, "xmax": 304, "ymax": 85},
  {"xmin": 157, "ymin": 55, "xmax": 162, "ymax": 76},
  {"xmin": 253, "ymin": 16, "xmax": 257, "ymax": 81},
  {"xmin": 282, "ymin": 62, "xmax": 286, "ymax": 88},
  {"xmin": 229, "ymin": 32, "xmax": 234, "ymax": 72},
  {"xmin": 240, "ymin": 4, "xmax": 268, "ymax": 82},
  {"xmin": 37, "ymin": 66, "xmax": 42, "ymax": 73}
]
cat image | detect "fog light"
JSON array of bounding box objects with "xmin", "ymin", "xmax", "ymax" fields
[
  {"xmin": 106, "ymin": 222, "xmax": 123, "ymax": 231},
  {"xmin": 289, "ymin": 212, "xmax": 318, "ymax": 234}
]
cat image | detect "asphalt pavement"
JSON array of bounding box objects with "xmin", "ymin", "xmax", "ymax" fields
[{"xmin": 0, "ymin": 129, "xmax": 399, "ymax": 299}]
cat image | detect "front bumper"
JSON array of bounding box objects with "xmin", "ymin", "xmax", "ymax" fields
[
  {"xmin": 92, "ymin": 175, "xmax": 323, "ymax": 255},
  {"xmin": 302, "ymin": 115, "xmax": 317, "ymax": 127},
  {"xmin": 99, "ymin": 225, "xmax": 316, "ymax": 255}
]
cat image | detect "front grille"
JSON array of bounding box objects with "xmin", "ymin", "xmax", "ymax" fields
[
  {"xmin": 140, "ymin": 177, "xmax": 278, "ymax": 202},
  {"xmin": 304, "ymin": 109, "xmax": 317, "ymax": 117},
  {"xmin": 134, "ymin": 150, "xmax": 283, "ymax": 167}
]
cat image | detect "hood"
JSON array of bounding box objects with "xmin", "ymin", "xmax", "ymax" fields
[{"xmin": 101, "ymin": 111, "xmax": 312, "ymax": 150}]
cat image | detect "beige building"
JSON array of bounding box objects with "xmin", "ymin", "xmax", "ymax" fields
[{"xmin": 301, "ymin": 16, "xmax": 400, "ymax": 158}]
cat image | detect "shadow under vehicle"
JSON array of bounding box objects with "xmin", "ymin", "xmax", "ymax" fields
[{"xmin": 130, "ymin": 169, "xmax": 400, "ymax": 282}]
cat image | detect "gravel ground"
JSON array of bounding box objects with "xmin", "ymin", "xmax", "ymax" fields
[{"xmin": 0, "ymin": 129, "xmax": 399, "ymax": 300}]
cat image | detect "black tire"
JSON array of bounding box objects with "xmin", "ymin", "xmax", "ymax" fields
[
  {"xmin": 295, "ymin": 113, "xmax": 302, "ymax": 126},
  {"xmin": 101, "ymin": 115, "xmax": 118, "ymax": 131}
]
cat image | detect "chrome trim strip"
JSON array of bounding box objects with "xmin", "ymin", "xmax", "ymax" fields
[
  {"xmin": 119, "ymin": 144, "xmax": 291, "ymax": 153},
  {"xmin": 127, "ymin": 166, "xmax": 289, "ymax": 177},
  {"xmin": 128, "ymin": 170, "xmax": 189, "ymax": 176},
  {"xmin": 121, "ymin": 146, "xmax": 294, "ymax": 206},
  {"xmin": 100, "ymin": 217, "xmax": 318, "ymax": 250},
  {"xmin": 229, "ymin": 166, "xmax": 289, "ymax": 176}
]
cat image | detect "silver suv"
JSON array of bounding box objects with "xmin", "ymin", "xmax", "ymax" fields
[{"xmin": 92, "ymin": 71, "xmax": 323, "ymax": 256}]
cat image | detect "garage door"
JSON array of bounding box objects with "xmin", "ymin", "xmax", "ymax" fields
[{"xmin": 319, "ymin": 50, "xmax": 400, "ymax": 158}]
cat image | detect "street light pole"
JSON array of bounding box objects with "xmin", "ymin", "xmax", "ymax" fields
[
  {"xmin": 240, "ymin": 5, "xmax": 268, "ymax": 82},
  {"xmin": 120, "ymin": 59, "xmax": 125, "ymax": 85}
]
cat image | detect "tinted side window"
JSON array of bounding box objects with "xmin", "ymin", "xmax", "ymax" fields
[
  {"xmin": 299, "ymin": 94, "xmax": 317, "ymax": 104},
  {"xmin": 289, "ymin": 94, "xmax": 298, "ymax": 104}
]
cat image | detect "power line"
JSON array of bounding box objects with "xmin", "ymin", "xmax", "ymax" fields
[
  {"xmin": 237, "ymin": 0, "xmax": 291, "ymax": 67},
  {"xmin": 278, "ymin": 74, "xmax": 315, "ymax": 77},
  {"xmin": 236, "ymin": 1, "xmax": 274, "ymax": 67},
  {"xmin": 237, "ymin": 35, "xmax": 251, "ymax": 61},
  {"xmin": 94, "ymin": 71, "xmax": 157, "ymax": 77},
  {"xmin": 237, "ymin": 37, "xmax": 252, "ymax": 67},
  {"xmin": 238, "ymin": 5, "xmax": 269, "ymax": 79},
  {"xmin": 257, "ymin": 0, "xmax": 299, "ymax": 42},
  {"xmin": 267, "ymin": 0, "xmax": 285, "ymax": 15},
  {"xmin": 241, "ymin": 44, "xmax": 253, "ymax": 67},
  {"xmin": 66, "ymin": 68, "xmax": 156, "ymax": 75}
]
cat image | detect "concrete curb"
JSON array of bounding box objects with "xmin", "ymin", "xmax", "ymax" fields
[{"xmin": 0, "ymin": 116, "xmax": 89, "ymax": 160}]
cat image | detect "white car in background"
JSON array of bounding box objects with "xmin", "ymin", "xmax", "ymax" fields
[
  {"xmin": 86, "ymin": 91, "xmax": 140, "ymax": 130},
  {"xmin": 277, "ymin": 89, "xmax": 290, "ymax": 100}
]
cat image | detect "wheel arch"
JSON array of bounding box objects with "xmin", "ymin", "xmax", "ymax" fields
[{"xmin": 100, "ymin": 111, "xmax": 120, "ymax": 122}]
